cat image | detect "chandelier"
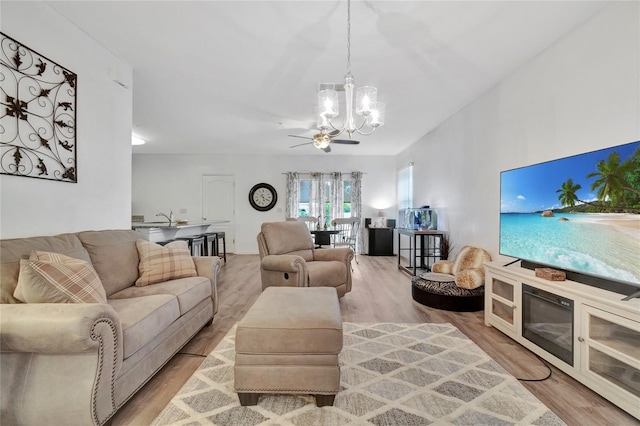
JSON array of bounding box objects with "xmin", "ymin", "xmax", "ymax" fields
[{"xmin": 316, "ymin": 0, "xmax": 385, "ymax": 138}]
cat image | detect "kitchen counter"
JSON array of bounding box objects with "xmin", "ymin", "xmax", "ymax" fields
[
  {"xmin": 132, "ymin": 222, "xmax": 211, "ymax": 229},
  {"xmin": 132, "ymin": 221, "xmax": 229, "ymax": 243}
]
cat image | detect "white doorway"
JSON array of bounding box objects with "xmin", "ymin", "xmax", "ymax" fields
[{"xmin": 202, "ymin": 175, "xmax": 235, "ymax": 253}]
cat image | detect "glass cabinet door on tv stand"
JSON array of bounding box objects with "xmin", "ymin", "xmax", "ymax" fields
[
  {"xmin": 485, "ymin": 272, "xmax": 519, "ymax": 336},
  {"xmin": 580, "ymin": 304, "xmax": 640, "ymax": 412}
]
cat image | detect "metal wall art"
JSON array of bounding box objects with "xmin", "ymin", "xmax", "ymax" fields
[{"xmin": 0, "ymin": 32, "xmax": 77, "ymax": 182}]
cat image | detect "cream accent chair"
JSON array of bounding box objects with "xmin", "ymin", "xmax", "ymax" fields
[
  {"xmin": 431, "ymin": 245, "xmax": 492, "ymax": 289},
  {"xmin": 257, "ymin": 221, "xmax": 354, "ymax": 297}
]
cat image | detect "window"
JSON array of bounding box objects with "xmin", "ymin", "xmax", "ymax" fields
[
  {"xmin": 295, "ymin": 175, "xmax": 353, "ymax": 223},
  {"xmin": 397, "ymin": 163, "xmax": 413, "ymax": 210}
]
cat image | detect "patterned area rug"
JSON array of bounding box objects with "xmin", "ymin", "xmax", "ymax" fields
[{"xmin": 152, "ymin": 323, "xmax": 565, "ymax": 425}]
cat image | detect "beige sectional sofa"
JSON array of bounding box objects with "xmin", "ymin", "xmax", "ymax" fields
[{"xmin": 0, "ymin": 229, "xmax": 221, "ymax": 425}]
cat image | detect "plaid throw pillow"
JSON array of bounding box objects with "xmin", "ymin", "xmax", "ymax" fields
[
  {"xmin": 14, "ymin": 251, "xmax": 107, "ymax": 304},
  {"xmin": 135, "ymin": 239, "xmax": 197, "ymax": 287}
]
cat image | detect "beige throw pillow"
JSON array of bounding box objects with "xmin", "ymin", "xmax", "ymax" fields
[
  {"xmin": 135, "ymin": 239, "xmax": 197, "ymax": 286},
  {"xmin": 14, "ymin": 251, "xmax": 107, "ymax": 304}
]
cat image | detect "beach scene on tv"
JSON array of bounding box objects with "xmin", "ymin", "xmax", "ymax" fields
[{"xmin": 500, "ymin": 141, "xmax": 640, "ymax": 286}]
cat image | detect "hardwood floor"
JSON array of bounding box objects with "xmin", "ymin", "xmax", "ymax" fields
[{"xmin": 109, "ymin": 254, "xmax": 639, "ymax": 426}]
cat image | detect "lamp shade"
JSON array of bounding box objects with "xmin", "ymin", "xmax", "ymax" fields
[
  {"xmin": 355, "ymin": 86, "xmax": 377, "ymax": 116},
  {"xmin": 317, "ymin": 90, "xmax": 339, "ymax": 119},
  {"xmin": 377, "ymin": 209, "xmax": 385, "ymax": 217},
  {"xmin": 367, "ymin": 102, "xmax": 385, "ymax": 128}
]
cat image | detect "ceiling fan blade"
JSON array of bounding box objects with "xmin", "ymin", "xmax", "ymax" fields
[
  {"xmin": 289, "ymin": 142, "xmax": 313, "ymax": 148},
  {"xmin": 288, "ymin": 134, "xmax": 313, "ymax": 140},
  {"xmin": 328, "ymin": 129, "xmax": 340, "ymax": 136},
  {"xmin": 323, "ymin": 145, "xmax": 332, "ymax": 153},
  {"xmin": 332, "ymin": 139, "xmax": 360, "ymax": 144}
]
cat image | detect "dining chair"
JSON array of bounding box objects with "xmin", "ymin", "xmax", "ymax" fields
[{"xmin": 330, "ymin": 217, "xmax": 360, "ymax": 264}]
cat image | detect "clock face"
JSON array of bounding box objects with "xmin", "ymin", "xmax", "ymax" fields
[{"xmin": 249, "ymin": 183, "xmax": 277, "ymax": 211}]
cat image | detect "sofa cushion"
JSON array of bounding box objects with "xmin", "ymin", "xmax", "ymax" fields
[
  {"xmin": 76, "ymin": 230, "xmax": 145, "ymax": 296},
  {"xmin": 135, "ymin": 240, "xmax": 197, "ymax": 286},
  {"xmin": 0, "ymin": 234, "xmax": 90, "ymax": 304},
  {"xmin": 108, "ymin": 294, "xmax": 180, "ymax": 359},
  {"xmin": 110, "ymin": 276, "xmax": 211, "ymax": 315},
  {"xmin": 14, "ymin": 252, "xmax": 107, "ymax": 304}
]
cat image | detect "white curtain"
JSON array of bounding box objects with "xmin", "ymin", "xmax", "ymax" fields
[
  {"xmin": 329, "ymin": 172, "xmax": 343, "ymax": 222},
  {"xmin": 351, "ymin": 171, "xmax": 363, "ymax": 253},
  {"xmin": 285, "ymin": 172, "xmax": 299, "ymax": 218},
  {"xmin": 309, "ymin": 172, "xmax": 325, "ymax": 224}
]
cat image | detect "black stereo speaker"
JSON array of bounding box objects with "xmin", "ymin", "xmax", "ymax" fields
[
  {"xmin": 365, "ymin": 218, "xmax": 371, "ymax": 228},
  {"xmin": 386, "ymin": 219, "xmax": 396, "ymax": 228}
]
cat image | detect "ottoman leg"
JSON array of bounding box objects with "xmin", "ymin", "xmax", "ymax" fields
[
  {"xmin": 238, "ymin": 393, "xmax": 260, "ymax": 406},
  {"xmin": 315, "ymin": 394, "xmax": 336, "ymax": 407}
]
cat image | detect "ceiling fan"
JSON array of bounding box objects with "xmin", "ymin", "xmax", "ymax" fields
[{"xmin": 288, "ymin": 131, "xmax": 360, "ymax": 153}]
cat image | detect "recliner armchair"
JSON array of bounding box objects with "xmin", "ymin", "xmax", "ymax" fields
[{"xmin": 257, "ymin": 221, "xmax": 354, "ymax": 297}]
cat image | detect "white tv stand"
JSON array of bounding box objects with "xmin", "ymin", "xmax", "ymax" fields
[{"xmin": 484, "ymin": 262, "xmax": 640, "ymax": 419}]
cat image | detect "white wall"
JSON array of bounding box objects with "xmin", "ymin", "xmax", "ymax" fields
[
  {"xmin": 132, "ymin": 154, "xmax": 396, "ymax": 254},
  {"xmin": 0, "ymin": 2, "xmax": 133, "ymax": 239},
  {"xmin": 396, "ymin": 2, "xmax": 640, "ymax": 261}
]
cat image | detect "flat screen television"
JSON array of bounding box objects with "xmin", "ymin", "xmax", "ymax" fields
[{"xmin": 500, "ymin": 140, "xmax": 640, "ymax": 297}]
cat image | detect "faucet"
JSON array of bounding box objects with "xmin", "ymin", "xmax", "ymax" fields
[{"xmin": 156, "ymin": 210, "xmax": 174, "ymax": 225}]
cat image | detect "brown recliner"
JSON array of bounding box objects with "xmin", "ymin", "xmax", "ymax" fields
[{"xmin": 257, "ymin": 221, "xmax": 354, "ymax": 297}]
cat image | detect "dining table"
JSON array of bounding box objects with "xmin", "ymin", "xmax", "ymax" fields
[{"xmin": 309, "ymin": 229, "xmax": 340, "ymax": 248}]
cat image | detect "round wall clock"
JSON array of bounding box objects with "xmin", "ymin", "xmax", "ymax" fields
[{"xmin": 249, "ymin": 183, "xmax": 278, "ymax": 211}]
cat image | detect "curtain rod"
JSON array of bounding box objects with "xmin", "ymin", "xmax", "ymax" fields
[{"xmin": 280, "ymin": 171, "xmax": 367, "ymax": 175}]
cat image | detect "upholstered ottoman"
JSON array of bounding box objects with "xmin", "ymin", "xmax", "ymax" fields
[
  {"xmin": 412, "ymin": 272, "xmax": 485, "ymax": 312},
  {"xmin": 234, "ymin": 286, "xmax": 343, "ymax": 407}
]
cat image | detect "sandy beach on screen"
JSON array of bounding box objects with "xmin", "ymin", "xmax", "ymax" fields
[{"xmin": 580, "ymin": 213, "xmax": 640, "ymax": 237}]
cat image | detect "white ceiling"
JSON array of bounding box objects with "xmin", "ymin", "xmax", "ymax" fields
[{"xmin": 47, "ymin": 1, "xmax": 607, "ymax": 156}]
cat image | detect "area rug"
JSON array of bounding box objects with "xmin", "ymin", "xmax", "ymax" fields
[{"xmin": 152, "ymin": 323, "xmax": 565, "ymax": 425}]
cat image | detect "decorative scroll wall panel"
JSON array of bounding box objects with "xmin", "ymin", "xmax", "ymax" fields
[{"xmin": 0, "ymin": 32, "xmax": 77, "ymax": 183}]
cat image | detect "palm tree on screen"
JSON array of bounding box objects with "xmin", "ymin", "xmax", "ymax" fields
[
  {"xmin": 587, "ymin": 151, "xmax": 640, "ymax": 204},
  {"xmin": 556, "ymin": 178, "xmax": 583, "ymax": 207}
]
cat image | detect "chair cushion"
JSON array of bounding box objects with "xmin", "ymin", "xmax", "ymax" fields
[
  {"xmin": 110, "ymin": 276, "xmax": 211, "ymax": 315},
  {"xmin": 260, "ymin": 221, "xmax": 314, "ymax": 255},
  {"xmin": 108, "ymin": 294, "xmax": 179, "ymax": 358},
  {"xmin": 135, "ymin": 240, "xmax": 197, "ymax": 286},
  {"xmin": 14, "ymin": 251, "xmax": 107, "ymax": 304},
  {"xmin": 451, "ymin": 246, "xmax": 491, "ymax": 275}
]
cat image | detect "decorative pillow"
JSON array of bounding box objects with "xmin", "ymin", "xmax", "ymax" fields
[
  {"xmin": 14, "ymin": 251, "xmax": 107, "ymax": 304},
  {"xmin": 135, "ymin": 239, "xmax": 197, "ymax": 287}
]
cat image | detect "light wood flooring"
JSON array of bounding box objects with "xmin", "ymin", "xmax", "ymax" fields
[{"xmin": 109, "ymin": 254, "xmax": 639, "ymax": 426}]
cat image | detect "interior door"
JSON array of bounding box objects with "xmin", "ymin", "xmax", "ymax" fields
[{"xmin": 202, "ymin": 175, "xmax": 235, "ymax": 253}]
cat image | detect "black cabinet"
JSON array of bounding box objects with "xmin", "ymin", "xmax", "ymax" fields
[{"xmin": 368, "ymin": 228, "xmax": 394, "ymax": 256}]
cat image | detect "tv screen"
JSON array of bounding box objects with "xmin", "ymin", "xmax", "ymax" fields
[{"xmin": 500, "ymin": 141, "xmax": 640, "ymax": 294}]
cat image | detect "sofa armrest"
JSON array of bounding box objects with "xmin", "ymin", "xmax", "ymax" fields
[
  {"xmin": 261, "ymin": 254, "xmax": 306, "ymax": 272},
  {"xmin": 0, "ymin": 303, "xmax": 122, "ymax": 425},
  {"xmin": 1, "ymin": 303, "xmax": 121, "ymax": 354},
  {"xmin": 313, "ymin": 248, "xmax": 353, "ymax": 263},
  {"xmin": 193, "ymin": 256, "xmax": 221, "ymax": 315}
]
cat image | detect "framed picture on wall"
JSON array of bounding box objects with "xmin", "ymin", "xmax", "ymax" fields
[{"xmin": 0, "ymin": 32, "xmax": 77, "ymax": 183}]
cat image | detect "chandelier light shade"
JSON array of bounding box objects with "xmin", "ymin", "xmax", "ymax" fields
[{"xmin": 316, "ymin": 0, "xmax": 385, "ymax": 138}]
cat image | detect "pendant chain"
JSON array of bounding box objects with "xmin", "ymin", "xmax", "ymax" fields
[{"xmin": 346, "ymin": 0, "xmax": 351, "ymax": 75}]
